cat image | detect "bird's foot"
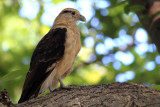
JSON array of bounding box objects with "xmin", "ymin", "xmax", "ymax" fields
[
  {"xmin": 59, "ymin": 79, "xmax": 71, "ymax": 90},
  {"xmin": 60, "ymin": 85, "xmax": 71, "ymax": 90}
]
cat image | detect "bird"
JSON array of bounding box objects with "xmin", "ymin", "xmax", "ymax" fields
[{"xmin": 18, "ymin": 8, "xmax": 86, "ymax": 103}]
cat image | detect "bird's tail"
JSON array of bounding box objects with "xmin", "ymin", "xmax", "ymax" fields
[
  {"xmin": 18, "ymin": 62, "xmax": 55, "ymax": 103},
  {"xmin": 18, "ymin": 71, "xmax": 52, "ymax": 103},
  {"xmin": 18, "ymin": 83, "xmax": 40, "ymax": 103}
]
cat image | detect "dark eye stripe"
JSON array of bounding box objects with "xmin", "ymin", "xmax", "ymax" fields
[
  {"xmin": 63, "ymin": 10, "xmax": 72, "ymax": 13},
  {"xmin": 62, "ymin": 10, "xmax": 75, "ymax": 15}
]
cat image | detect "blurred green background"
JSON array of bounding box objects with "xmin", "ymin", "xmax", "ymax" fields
[{"xmin": 0, "ymin": 0, "xmax": 160, "ymax": 104}]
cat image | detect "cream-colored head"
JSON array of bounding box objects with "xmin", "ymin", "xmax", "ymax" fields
[
  {"xmin": 53, "ymin": 8, "xmax": 86, "ymax": 27},
  {"xmin": 60, "ymin": 8, "xmax": 86, "ymax": 21}
]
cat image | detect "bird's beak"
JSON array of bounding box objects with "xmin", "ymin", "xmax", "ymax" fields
[{"xmin": 79, "ymin": 15, "xmax": 86, "ymax": 22}]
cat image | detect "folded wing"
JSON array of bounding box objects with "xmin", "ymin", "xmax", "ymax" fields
[{"xmin": 18, "ymin": 28, "xmax": 67, "ymax": 103}]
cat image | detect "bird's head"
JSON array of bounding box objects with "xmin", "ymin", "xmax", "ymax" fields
[
  {"xmin": 60, "ymin": 8, "xmax": 86, "ymax": 22},
  {"xmin": 54, "ymin": 8, "xmax": 86, "ymax": 26}
]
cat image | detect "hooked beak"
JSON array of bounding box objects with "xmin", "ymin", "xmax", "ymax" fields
[{"xmin": 79, "ymin": 15, "xmax": 86, "ymax": 22}]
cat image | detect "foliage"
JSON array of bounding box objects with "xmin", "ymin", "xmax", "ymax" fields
[{"xmin": 0, "ymin": 0, "xmax": 159, "ymax": 104}]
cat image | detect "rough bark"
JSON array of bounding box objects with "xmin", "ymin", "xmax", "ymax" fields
[
  {"xmin": 4, "ymin": 83, "xmax": 158, "ymax": 107},
  {"xmin": 0, "ymin": 89, "xmax": 11, "ymax": 107},
  {"xmin": 129, "ymin": 0, "xmax": 160, "ymax": 53}
]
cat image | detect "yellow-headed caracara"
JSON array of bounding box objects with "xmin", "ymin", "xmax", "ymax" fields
[{"xmin": 18, "ymin": 8, "xmax": 86, "ymax": 103}]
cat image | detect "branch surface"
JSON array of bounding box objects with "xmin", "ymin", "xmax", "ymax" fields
[{"xmin": 15, "ymin": 83, "xmax": 160, "ymax": 107}]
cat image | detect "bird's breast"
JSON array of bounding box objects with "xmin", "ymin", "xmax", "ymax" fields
[{"xmin": 65, "ymin": 28, "xmax": 81, "ymax": 54}]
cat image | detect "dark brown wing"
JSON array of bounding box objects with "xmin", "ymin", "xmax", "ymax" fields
[{"xmin": 18, "ymin": 28, "xmax": 67, "ymax": 103}]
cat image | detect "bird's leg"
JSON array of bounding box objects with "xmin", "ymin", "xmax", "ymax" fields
[{"xmin": 59, "ymin": 78, "xmax": 70, "ymax": 89}]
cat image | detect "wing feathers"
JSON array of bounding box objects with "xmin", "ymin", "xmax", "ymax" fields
[{"xmin": 18, "ymin": 28, "xmax": 67, "ymax": 103}]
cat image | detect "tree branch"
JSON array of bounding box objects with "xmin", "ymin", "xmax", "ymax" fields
[{"xmin": 12, "ymin": 83, "xmax": 160, "ymax": 107}]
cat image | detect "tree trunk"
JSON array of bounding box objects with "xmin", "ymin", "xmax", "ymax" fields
[
  {"xmin": 129, "ymin": 0, "xmax": 160, "ymax": 53},
  {"xmin": 7, "ymin": 83, "xmax": 158, "ymax": 107}
]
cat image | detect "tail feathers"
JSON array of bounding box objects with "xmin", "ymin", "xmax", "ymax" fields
[
  {"xmin": 18, "ymin": 63, "xmax": 56, "ymax": 103},
  {"xmin": 18, "ymin": 83, "xmax": 40, "ymax": 103},
  {"xmin": 18, "ymin": 70, "xmax": 53, "ymax": 103}
]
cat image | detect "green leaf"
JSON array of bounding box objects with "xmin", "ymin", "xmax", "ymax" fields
[
  {"xmin": 108, "ymin": 1, "xmax": 127, "ymax": 9},
  {"xmin": 127, "ymin": 23, "xmax": 141, "ymax": 35},
  {"xmin": 151, "ymin": 85, "xmax": 160, "ymax": 91},
  {"xmin": 125, "ymin": 4, "xmax": 145, "ymax": 14},
  {"xmin": 0, "ymin": 70, "xmax": 27, "ymax": 82},
  {"xmin": 52, "ymin": 0, "xmax": 66, "ymax": 4},
  {"xmin": 152, "ymin": 11, "xmax": 160, "ymax": 19}
]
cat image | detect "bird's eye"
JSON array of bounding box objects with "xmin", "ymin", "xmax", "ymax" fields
[{"xmin": 72, "ymin": 12, "xmax": 75, "ymax": 15}]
